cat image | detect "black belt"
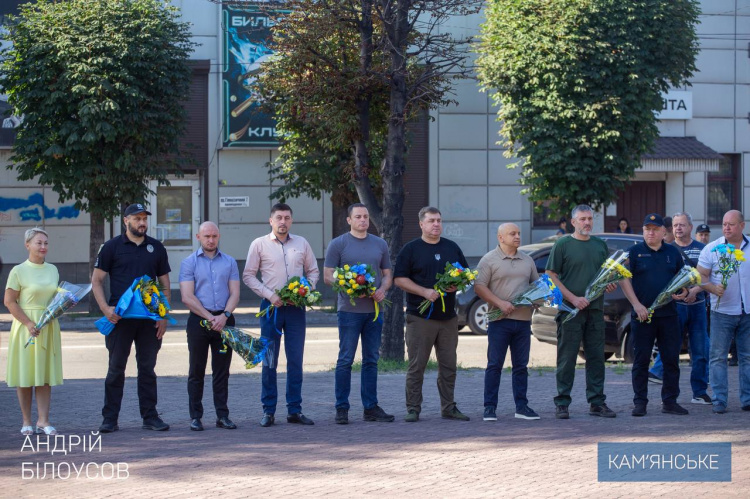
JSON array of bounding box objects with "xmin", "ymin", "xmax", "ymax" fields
[{"xmin": 190, "ymin": 310, "xmax": 228, "ymax": 316}]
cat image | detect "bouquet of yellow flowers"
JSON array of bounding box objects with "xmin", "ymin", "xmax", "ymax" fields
[
  {"xmin": 486, "ymin": 274, "xmax": 572, "ymax": 322},
  {"xmin": 95, "ymin": 275, "xmax": 176, "ymax": 335},
  {"xmin": 257, "ymin": 276, "xmax": 321, "ymax": 324},
  {"xmin": 712, "ymin": 243, "xmax": 745, "ymax": 310},
  {"xmin": 330, "ymin": 263, "xmax": 391, "ymax": 321},
  {"xmin": 563, "ymin": 250, "xmax": 632, "ymax": 324},
  {"xmin": 200, "ymin": 320, "xmax": 275, "ymax": 369},
  {"xmin": 418, "ymin": 262, "xmax": 478, "ymax": 318},
  {"xmin": 641, "ymin": 267, "xmax": 702, "ymax": 323}
]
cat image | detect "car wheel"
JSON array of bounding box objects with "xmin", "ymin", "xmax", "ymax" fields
[
  {"xmin": 468, "ymin": 300, "xmax": 489, "ymax": 335},
  {"xmin": 623, "ymin": 329, "xmax": 635, "ymax": 364},
  {"xmin": 577, "ymin": 351, "xmax": 615, "ymax": 361}
]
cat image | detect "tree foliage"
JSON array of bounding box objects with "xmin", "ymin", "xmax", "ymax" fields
[
  {"xmin": 1, "ymin": 0, "xmax": 195, "ymax": 220},
  {"xmin": 259, "ymin": 0, "xmax": 479, "ymax": 359},
  {"xmin": 477, "ymin": 0, "xmax": 700, "ymax": 217}
]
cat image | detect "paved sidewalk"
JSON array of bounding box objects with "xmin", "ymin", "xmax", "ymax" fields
[{"xmin": 0, "ymin": 364, "xmax": 748, "ymax": 496}]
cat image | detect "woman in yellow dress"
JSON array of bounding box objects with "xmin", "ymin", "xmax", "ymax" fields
[{"xmin": 4, "ymin": 228, "xmax": 62, "ymax": 436}]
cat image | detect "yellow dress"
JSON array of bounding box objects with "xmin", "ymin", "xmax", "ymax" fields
[{"xmin": 5, "ymin": 260, "xmax": 63, "ymax": 387}]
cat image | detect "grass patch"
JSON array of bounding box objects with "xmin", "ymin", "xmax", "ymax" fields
[
  {"xmin": 611, "ymin": 362, "xmax": 627, "ymax": 375},
  {"xmin": 345, "ymin": 358, "xmax": 465, "ymax": 373}
]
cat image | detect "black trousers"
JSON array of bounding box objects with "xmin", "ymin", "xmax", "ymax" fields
[
  {"xmin": 187, "ymin": 312, "xmax": 234, "ymax": 419},
  {"xmin": 631, "ymin": 314, "xmax": 681, "ymax": 406},
  {"xmin": 102, "ymin": 319, "xmax": 162, "ymax": 422}
]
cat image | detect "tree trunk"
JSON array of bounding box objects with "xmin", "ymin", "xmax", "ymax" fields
[{"xmin": 88, "ymin": 212, "xmax": 105, "ymax": 315}]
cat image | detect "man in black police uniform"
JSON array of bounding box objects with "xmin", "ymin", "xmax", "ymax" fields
[
  {"xmin": 92, "ymin": 203, "xmax": 172, "ymax": 432},
  {"xmin": 620, "ymin": 213, "xmax": 689, "ymax": 417}
]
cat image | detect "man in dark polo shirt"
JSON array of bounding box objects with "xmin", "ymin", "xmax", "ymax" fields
[
  {"xmin": 620, "ymin": 213, "xmax": 689, "ymax": 417},
  {"xmin": 92, "ymin": 203, "xmax": 171, "ymax": 433}
]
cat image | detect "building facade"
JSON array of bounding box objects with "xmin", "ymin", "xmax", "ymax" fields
[{"xmin": 0, "ymin": 0, "xmax": 745, "ymax": 298}]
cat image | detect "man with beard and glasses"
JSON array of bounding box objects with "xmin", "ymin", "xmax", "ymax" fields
[
  {"xmin": 92, "ymin": 203, "xmax": 171, "ymax": 433},
  {"xmin": 180, "ymin": 222, "xmax": 240, "ymax": 432},
  {"xmin": 546, "ymin": 204, "xmax": 617, "ymax": 419}
]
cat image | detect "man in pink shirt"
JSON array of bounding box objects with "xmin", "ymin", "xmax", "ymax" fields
[{"xmin": 243, "ymin": 203, "xmax": 320, "ymax": 427}]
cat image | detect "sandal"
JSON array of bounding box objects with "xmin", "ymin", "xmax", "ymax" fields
[
  {"xmin": 35, "ymin": 425, "xmax": 58, "ymax": 435},
  {"xmin": 20, "ymin": 426, "xmax": 34, "ymax": 436}
]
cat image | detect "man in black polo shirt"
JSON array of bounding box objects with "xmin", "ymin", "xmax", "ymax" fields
[
  {"xmin": 620, "ymin": 213, "xmax": 689, "ymax": 417},
  {"xmin": 92, "ymin": 203, "xmax": 172, "ymax": 433}
]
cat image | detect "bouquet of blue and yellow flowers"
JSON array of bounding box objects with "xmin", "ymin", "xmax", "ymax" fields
[
  {"xmin": 25, "ymin": 282, "xmax": 92, "ymax": 348},
  {"xmin": 95, "ymin": 275, "xmax": 176, "ymax": 335},
  {"xmin": 486, "ymin": 274, "xmax": 572, "ymax": 322},
  {"xmin": 563, "ymin": 250, "xmax": 632, "ymax": 324},
  {"xmin": 256, "ymin": 276, "xmax": 321, "ymax": 334},
  {"xmin": 200, "ymin": 320, "xmax": 275, "ymax": 369},
  {"xmin": 330, "ymin": 263, "xmax": 391, "ymax": 321},
  {"xmin": 642, "ymin": 267, "xmax": 702, "ymax": 323},
  {"xmin": 712, "ymin": 242, "xmax": 745, "ymax": 310},
  {"xmin": 418, "ymin": 262, "xmax": 478, "ymax": 318}
]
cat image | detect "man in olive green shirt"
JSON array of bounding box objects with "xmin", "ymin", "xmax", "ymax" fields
[{"xmin": 546, "ymin": 205, "xmax": 616, "ymax": 419}]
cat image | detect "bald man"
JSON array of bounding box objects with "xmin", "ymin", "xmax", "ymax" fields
[
  {"xmin": 697, "ymin": 209, "xmax": 750, "ymax": 413},
  {"xmin": 179, "ymin": 222, "xmax": 241, "ymax": 431},
  {"xmin": 475, "ymin": 223, "xmax": 541, "ymax": 421}
]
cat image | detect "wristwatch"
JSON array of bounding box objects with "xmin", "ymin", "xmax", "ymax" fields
[{"xmin": 224, "ymin": 311, "xmax": 231, "ymax": 318}]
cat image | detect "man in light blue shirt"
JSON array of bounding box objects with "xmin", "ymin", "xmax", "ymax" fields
[
  {"xmin": 697, "ymin": 210, "xmax": 750, "ymax": 414},
  {"xmin": 179, "ymin": 222, "xmax": 240, "ymax": 431}
]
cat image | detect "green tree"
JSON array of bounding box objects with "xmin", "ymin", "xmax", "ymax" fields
[
  {"xmin": 259, "ymin": 0, "xmax": 478, "ymax": 359},
  {"xmin": 1, "ymin": 0, "xmax": 194, "ymax": 311},
  {"xmin": 477, "ymin": 0, "xmax": 700, "ymax": 217}
]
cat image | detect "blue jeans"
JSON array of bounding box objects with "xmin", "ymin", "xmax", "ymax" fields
[
  {"xmin": 259, "ymin": 300, "xmax": 306, "ymax": 415},
  {"xmin": 335, "ymin": 311, "xmax": 382, "ymax": 410},
  {"xmin": 484, "ymin": 319, "xmax": 531, "ymax": 411},
  {"xmin": 709, "ymin": 311, "xmax": 750, "ymax": 409},
  {"xmin": 649, "ymin": 303, "xmax": 709, "ymax": 397}
]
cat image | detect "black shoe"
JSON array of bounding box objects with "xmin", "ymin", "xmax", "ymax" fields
[
  {"xmin": 363, "ymin": 405, "xmax": 395, "ymax": 422},
  {"xmin": 260, "ymin": 413, "xmax": 275, "ymax": 427},
  {"xmin": 483, "ymin": 406, "xmax": 497, "ymax": 421},
  {"xmin": 287, "ymin": 413, "xmax": 315, "ymax": 425},
  {"xmin": 441, "ymin": 407, "xmax": 470, "ymax": 421},
  {"xmin": 662, "ymin": 403, "xmax": 689, "ymax": 415},
  {"xmin": 515, "ymin": 406, "xmax": 541, "ymax": 420},
  {"xmin": 632, "ymin": 404, "xmax": 647, "ymax": 417},
  {"xmin": 98, "ymin": 421, "xmax": 119, "ymax": 433},
  {"xmin": 190, "ymin": 418, "xmax": 204, "ymax": 431},
  {"xmin": 216, "ymin": 417, "xmax": 237, "ymax": 429},
  {"xmin": 335, "ymin": 408, "xmax": 349, "ymax": 425},
  {"xmin": 555, "ymin": 405, "xmax": 569, "ymax": 419},
  {"xmin": 648, "ymin": 373, "xmax": 663, "ymax": 384},
  {"xmin": 590, "ymin": 403, "xmax": 617, "ymax": 418},
  {"xmin": 142, "ymin": 417, "xmax": 170, "ymax": 431}
]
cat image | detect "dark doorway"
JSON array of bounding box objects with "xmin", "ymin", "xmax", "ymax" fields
[{"xmin": 605, "ymin": 181, "xmax": 666, "ymax": 233}]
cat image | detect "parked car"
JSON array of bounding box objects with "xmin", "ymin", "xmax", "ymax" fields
[{"xmin": 456, "ymin": 233, "xmax": 645, "ymax": 362}]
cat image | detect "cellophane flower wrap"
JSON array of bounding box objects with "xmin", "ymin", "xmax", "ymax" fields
[
  {"xmin": 642, "ymin": 266, "xmax": 702, "ymax": 323},
  {"xmin": 200, "ymin": 320, "xmax": 275, "ymax": 369},
  {"xmin": 25, "ymin": 282, "xmax": 92, "ymax": 348},
  {"xmin": 330, "ymin": 263, "xmax": 392, "ymax": 321},
  {"xmin": 563, "ymin": 250, "xmax": 632, "ymax": 324},
  {"xmin": 486, "ymin": 274, "xmax": 572, "ymax": 322},
  {"xmin": 95, "ymin": 275, "xmax": 176, "ymax": 336},
  {"xmin": 712, "ymin": 242, "xmax": 745, "ymax": 310},
  {"xmin": 418, "ymin": 262, "xmax": 478, "ymax": 318},
  {"xmin": 256, "ymin": 276, "xmax": 321, "ymax": 321}
]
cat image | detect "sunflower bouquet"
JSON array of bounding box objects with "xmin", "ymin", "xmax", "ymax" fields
[
  {"xmin": 136, "ymin": 277, "xmax": 172, "ymax": 321},
  {"xmin": 330, "ymin": 263, "xmax": 392, "ymax": 321},
  {"xmin": 563, "ymin": 250, "xmax": 632, "ymax": 324},
  {"xmin": 641, "ymin": 266, "xmax": 702, "ymax": 323},
  {"xmin": 95, "ymin": 275, "xmax": 176, "ymax": 336},
  {"xmin": 712, "ymin": 243, "xmax": 745, "ymax": 310},
  {"xmin": 418, "ymin": 262, "xmax": 478, "ymax": 318},
  {"xmin": 256, "ymin": 276, "xmax": 321, "ymax": 319},
  {"xmin": 486, "ymin": 274, "xmax": 572, "ymax": 322}
]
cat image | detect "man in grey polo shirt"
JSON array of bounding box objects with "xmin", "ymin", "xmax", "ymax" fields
[
  {"xmin": 179, "ymin": 222, "xmax": 240, "ymax": 431},
  {"xmin": 475, "ymin": 223, "xmax": 540, "ymax": 421},
  {"xmin": 324, "ymin": 203, "xmax": 394, "ymax": 424}
]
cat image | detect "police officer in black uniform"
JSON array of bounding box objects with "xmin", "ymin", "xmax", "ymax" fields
[
  {"xmin": 620, "ymin": 214, "xmax": 689, "ymax": 418},
  {"xmin": 92, "ymin": 203, "xmax": 171, "ymax": 433}
]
